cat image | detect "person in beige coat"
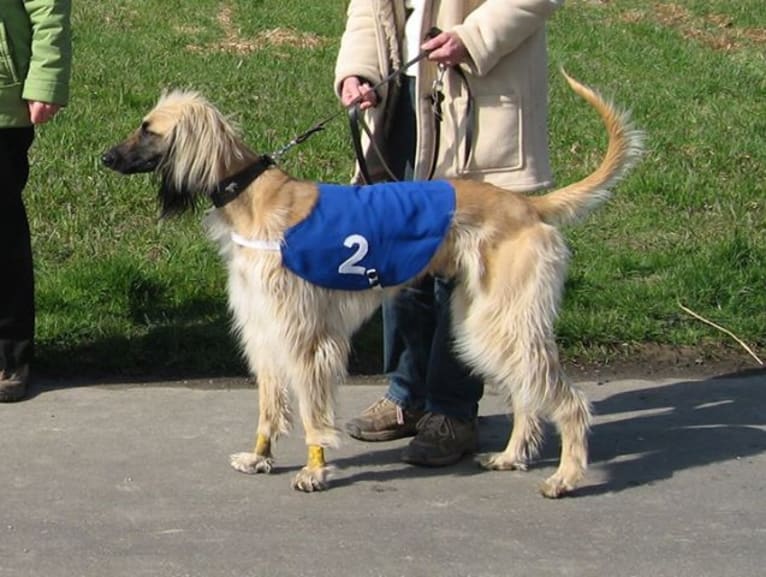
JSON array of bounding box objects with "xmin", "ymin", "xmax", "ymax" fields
[{"xmin": 335, "ymin": 0, "xmax": 563, "ymax": 465}]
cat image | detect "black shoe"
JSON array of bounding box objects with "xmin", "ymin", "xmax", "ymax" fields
[
  {"xmin": 401, "ymin": 412, "xmax": 478, "ymax": 467},
  {"xmin": 0, "ymin": 368, "xmax": 28, "ymax": 402}
]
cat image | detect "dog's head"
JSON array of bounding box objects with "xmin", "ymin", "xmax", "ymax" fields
[{"xmin": 102, "ymin": 90, "xmax": 246, "ymax": 216}]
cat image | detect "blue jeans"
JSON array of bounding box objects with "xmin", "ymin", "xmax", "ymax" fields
[
  {"xmin": 381, "ymin": 77, "xmax": 483, "ymax": 420},
  {"xmin": 383, "ymin": 276, "xmax": 483, "ymax": 420}
]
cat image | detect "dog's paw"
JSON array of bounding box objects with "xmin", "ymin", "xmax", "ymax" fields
[
  {"xmin": 539, "ymin": 474, "xmax": 574, "ymax": 499},
  {"xmin": 291, "ymin": 466, "xmax": 331, "ymax": 492},
  {"xmin": 230, "ymin": 452, "xmax": 274, "ymax": 474},
  {"xmin": 476, "ymin": 452, "xmax": 528, "ymax": 471}
]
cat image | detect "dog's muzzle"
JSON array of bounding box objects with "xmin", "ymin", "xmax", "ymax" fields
[
  {"xmin": 101, "ymin": 149, "xmax": 119, "ymax": 169},
  {"xmin": 101, "ymin": 146, "xmax": 161, "ymax": 174}
]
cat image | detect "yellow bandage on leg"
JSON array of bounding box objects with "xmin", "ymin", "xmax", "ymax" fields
[
  {"xmin": 307, "ymin": 445, "xmax": 326, "ymax": 470},
  {"xmin": 254, "ymin": 433, "xmax": 271, "ymax": 457}
]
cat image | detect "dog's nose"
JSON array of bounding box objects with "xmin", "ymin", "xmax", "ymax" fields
[{"xmin": 101, "ymin": 150, "xmax": 116, "ymax": 168}]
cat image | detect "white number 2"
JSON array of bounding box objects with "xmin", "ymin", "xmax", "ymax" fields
[{"xmin": 338, "ymin": 234, "xmax": 369, "ymax": 276}]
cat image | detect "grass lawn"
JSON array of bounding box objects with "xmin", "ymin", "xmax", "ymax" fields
[{"xmin": 26, "ymin": 0, "xmax": 765, "ymax": 377}]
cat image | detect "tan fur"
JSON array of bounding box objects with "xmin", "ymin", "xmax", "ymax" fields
[{"xmin": 105, "ymin": 72, "xmax": 644, "ymax": 497}]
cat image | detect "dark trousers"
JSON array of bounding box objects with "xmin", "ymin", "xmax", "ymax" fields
[
  {"xmin": 382, "ymin": 77, "xmax": 483, "ymax": 420},
  {"xmin": 0, "ymin": 126, "xmax": 36, "ymax": 375}
]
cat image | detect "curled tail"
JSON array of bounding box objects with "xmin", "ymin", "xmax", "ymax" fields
[{"xmin": 533, "ymin": 70, "xmax": 645, "ymax": 226}]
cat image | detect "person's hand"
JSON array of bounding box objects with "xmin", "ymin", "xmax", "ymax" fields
[
  {"xmin": 27, "ymin": 101, "xmax": 62, "ymax": 124},
  {"xmin": 340, "ymin": 76, "xmax": 378, "ymax": 110},
  {"xmin": 422, "ymin": 31, "xmax": 468, "ymax": 67}
]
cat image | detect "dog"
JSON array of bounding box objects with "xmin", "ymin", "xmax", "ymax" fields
[{"xmin": 102, "ymin": 71, "xmax": 643, "ymax": 498}]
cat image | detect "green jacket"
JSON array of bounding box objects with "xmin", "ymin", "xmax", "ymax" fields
[{"xmin": 0, "ymin": 0, "xmax": 72, "ymax": 127}]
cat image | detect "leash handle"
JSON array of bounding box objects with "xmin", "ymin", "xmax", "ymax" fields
[
  {"xmin": 271, "ymin": 28, "xmax": 444, "ymax": 160},
  {"xmin": 346, "ymin": 26, "xmax": 443, "ymax": 110},
  {"xmin": 425, "ymin": 26, "xmax": 442, "ymax": 40}
]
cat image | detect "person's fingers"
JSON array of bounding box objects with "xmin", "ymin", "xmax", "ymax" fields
[
  {"xmin": 341, "ymin": 78, "xmax": 377, "ymax": 109},
  {"xmin": 421, "ymin": 31, "xmax": 450, "ymax": 53},
  {"xmin": 356, "ymin": 85, "xmax": 377, "ymax": 109},
  {"xmin": 28, "ymin": 101, "xmax": 61, "ymax": 124},
  {"xmin": 341, "ymin": 77, "xmax": 362, "ymax": 106},
  {"xmin": 424, "ymin": 31, "xmax": 467, "ymax": 67}
]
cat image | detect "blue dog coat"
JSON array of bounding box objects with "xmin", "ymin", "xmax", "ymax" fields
[{"xmin": 278, "ymin": 181, "xmax": 455, "ymax": 290}]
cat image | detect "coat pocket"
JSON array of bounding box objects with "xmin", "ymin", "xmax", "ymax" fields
[
  {"xmin": 452, "ymin": 92, "xmax": 523, "ymax": 174},
  {"xmin": 0, "ymin": 21, "xmax": 21, "ymax": 87}
]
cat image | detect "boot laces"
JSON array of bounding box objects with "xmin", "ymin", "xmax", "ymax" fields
[
  {"xmin": 364, "ymin": 397, "xmax": 405, "ymax": 424},
  {"xmin": 417, "ymin": 413, "xmax": 456, "ymax": 440}
]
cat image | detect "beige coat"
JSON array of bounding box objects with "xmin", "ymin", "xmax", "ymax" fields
[{"xmin": 334, "ymin": 0, "xmax": 563, "ymax": 192}]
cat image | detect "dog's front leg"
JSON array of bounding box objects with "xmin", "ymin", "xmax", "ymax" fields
[
  {"xmin": 292, "ymin": 444, "xmax": 330, "ymax": 492},
  {"xmin": 230, "ymin": 372, "xmax": 290, "ymax": 475},
  {"xmin": 230, "ymin": 432, "xmax": 274, "ymax": 474},
  {"xmin": 290, "ymin": 339, "xmax": 344, "ymax": 492},
  {"xmin": 291, "ymin": 401, "xmax": 337, "ymax": 492}
]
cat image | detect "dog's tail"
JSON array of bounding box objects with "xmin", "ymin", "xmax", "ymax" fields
[{"xmin": 532, "ymin": 71, "xmax": 644, "ymax": 226}]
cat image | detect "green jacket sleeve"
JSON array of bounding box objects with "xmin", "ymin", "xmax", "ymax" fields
[{"xmin": 23, "ymin": 0, "xmax": 72, "ymax": 106}]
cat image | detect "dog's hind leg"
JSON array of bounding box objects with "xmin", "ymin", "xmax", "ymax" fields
[
  {"xmin": 450, "ymin": 284, "xmax": 544, "ymax": 471},
  {"xmin": 539, "ymin": 383, "xmax": 591, "ymax": 498},
  {"xmin": 230, "ymin": 366, "xmax": 292, "ymax": 475},
  {"xmin": 458, "ymin": 224, "xmax": 591, "ymax": 497},
  {"xmin": 478, "ymin": 392, "xmax": 544, "ymax": 472},
  {"xmin": 289, "ymin": 334, "xmax": 348, "ymax": 492}
]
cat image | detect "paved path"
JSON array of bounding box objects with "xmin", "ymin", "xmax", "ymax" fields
[{"xmin": 1, "ymin": 369, "xmax": 764, "ymax": 577}]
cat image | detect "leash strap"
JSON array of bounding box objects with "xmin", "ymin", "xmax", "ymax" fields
[
  {"xmin": 454, "ymin": 65, "xmax": 475, "ymax": 171},
  {"xmin": 350, "ymin": 64, "xmax": 475, "ymax": 184},
  {"xmin": 347, "ymin": 106, "xmax": 374, "ymax": 184},
  {"xmin": 348, "ymin": 105, "xmax": 402, "ymax": 184},
  {"xmin": 272, "ymin": 28, "xmax": 444, "ymax": 162}
]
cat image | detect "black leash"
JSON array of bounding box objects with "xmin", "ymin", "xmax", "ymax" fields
[
  {"xmin": 427, "ymin": 63, "xmax": 474, "ymax": 181},
  {"xmin": 348, "ymin": 61, "xmax": 474, "ymax": 184},
  {"xmin": 209, "ymin": 29, "xmax": 474, "ymax": 208},
  {"xmin": 270, "ymin": 27, "xmax": 444, "ymax": 163}
]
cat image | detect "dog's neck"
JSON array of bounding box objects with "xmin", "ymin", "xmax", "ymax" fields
[
  {"xmin": 216, "ymin": 162, "xmax": 317, "ymax": 245},
  {"xmin": 210, "ymin": 155, "xmax": 276, "ymax": 208}
]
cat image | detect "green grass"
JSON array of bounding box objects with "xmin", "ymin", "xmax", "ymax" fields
[{"xmin": 26, "ymin": 0, "xmax": 765, "ymax": 376}]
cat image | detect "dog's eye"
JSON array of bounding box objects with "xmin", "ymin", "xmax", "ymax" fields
[{"xmin": 140, "ymin": 121, "xmax": 161, "ymax": 138}]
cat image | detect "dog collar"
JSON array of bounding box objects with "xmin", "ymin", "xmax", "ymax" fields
[{"xmin": 210, "ymin": 155, "xmax": 275, "ymax": 208}]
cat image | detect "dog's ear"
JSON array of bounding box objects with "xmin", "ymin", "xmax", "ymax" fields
[
  {"xmin": 155, "ymin": 129, "xmax": 195, "ymax": 217},
  {"xmin": 152, "ymin": 91, "xmax": 243, "ymax": 217},
  {"xmin": 154, "ymin": 103, "xmax": 209, "ymax": 217},
  {"xmin": 158, "ymin": 177, "xmax": 199, "ymax": 218}
]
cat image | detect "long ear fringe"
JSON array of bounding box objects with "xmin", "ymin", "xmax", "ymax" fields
[
  {"xmin": 151, "ymin": 91, "xmax": 244, "ymax": 217},
  {"xmin": 158, "ymin": 173, "xmax": 201, "ymax": 218}
]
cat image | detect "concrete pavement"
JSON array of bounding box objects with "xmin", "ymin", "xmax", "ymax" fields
[{"xmin": 1, "ymin": 369, "xmax": 764, "ymax": 577}]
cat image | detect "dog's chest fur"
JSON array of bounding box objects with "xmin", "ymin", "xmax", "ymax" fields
[{"xmin": 205, "ymin": 209, "xmax": 388, "ymax": 355}]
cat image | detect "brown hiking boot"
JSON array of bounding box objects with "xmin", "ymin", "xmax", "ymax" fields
[
  {"xmin": 345, "ymin": 397, "xmax": 425, "ymax": 442},
  {"xmin": 0, "ymin": 367, "xmax": 29, "ymax": 403},
  {"xmin": 401, "ymin": 412, "xmax": 478, "ymax": 467}
]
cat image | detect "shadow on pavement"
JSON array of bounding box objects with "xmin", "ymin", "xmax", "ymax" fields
[
  {"xmin": 467, "ymin": 367, "xmax": 766, "ymax": 497},
  {"xmin": 580, "ymin": 367, "xmax": 766, "ymax": 496}
]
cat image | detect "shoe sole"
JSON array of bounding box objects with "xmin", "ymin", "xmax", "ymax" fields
[
  {"xmin": 401, "ymin": 449, "xmax": 474, "ymax": 467},
  {"xmin": 401, "ymin": 440, "xmax": 479, "ymax": 467},
  {"xmin": 346, "ymin": 426, "xmax": 418, "ymax": 442},
  {"xmin": 0, "ymin": 384, "xmax": 26, "ymax": 402}
]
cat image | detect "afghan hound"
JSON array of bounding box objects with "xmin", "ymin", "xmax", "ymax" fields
[{"xmin": 102, "ymin": 72, "xmax": 643, "ymax": 497}]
